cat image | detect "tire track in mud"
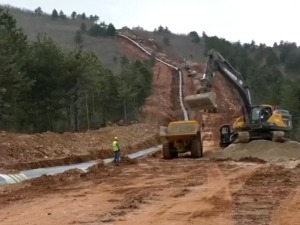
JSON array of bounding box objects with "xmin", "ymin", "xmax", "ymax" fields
[
  {"xmin": 96, "ymin": 159, "xmax": 210, "ymax": 223},
  {"xmin": 232, "ymin": 165, "xmax": 298, "ymax": 225},
  {"xmin": 184, "ymin": 163, "xmax": 259, "ymax": 225},
  {"xmin": 270, "ymin": 173, "xmax": 300, "ymax": 225},
  {"xmin": 0, "ymin": 158, "xmax": 264, "ymax": 225},
  {"xmin": 99, "ymin": 161, "xmax": 260, "ymax": 225}
]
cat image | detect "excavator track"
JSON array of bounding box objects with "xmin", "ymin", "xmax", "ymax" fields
[
  {"xmin": 238, "ymin": 131, "xmax": 250, "ymax": 143},
  {"xmin": 234, "ymin": 130, "xmax": 286, "ymax": 144},
  {"xmin": 271, "ymin": 131, "xmax": 285, "ymax": 142}
]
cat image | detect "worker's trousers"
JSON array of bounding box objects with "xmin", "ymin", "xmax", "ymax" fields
[{"xmin": 114, "ymin": 150, "xmax": 121, "ymax": 163}]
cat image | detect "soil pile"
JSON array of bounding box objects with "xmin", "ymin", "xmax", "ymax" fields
[
  {"xmin": 0, "ymin": 123, "xmax": 159, "ymax": 171},
  {"xmin": 210, "ymin": 140, "xmax": 300, "ymax": 162}
]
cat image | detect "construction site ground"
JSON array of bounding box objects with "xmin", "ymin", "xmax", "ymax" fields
[
  {"xmin": 0, "ymin": 123, "xmax": 159, "ymax": 173},
  {"xmin": 1, "ymin": 150, "xmax": 300, "ymax": 225},
  {"xmin": 1, "ymin": 30, "xmax": 300, "ymax": 225}
]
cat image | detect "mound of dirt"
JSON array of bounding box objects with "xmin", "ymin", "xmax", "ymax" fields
[
  {"xmin": 0, "ymin": 123, "xmax": 159, "ymax": 171},
  {"xmin": 210, "ymin": 140, "xmax": 300, "ymax": 163},
  {"xmin": 30, "ymin": 168, "xmax": 84, "ymax": 187}
]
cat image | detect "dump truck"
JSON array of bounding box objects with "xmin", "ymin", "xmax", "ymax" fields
[{"xmin": 159, "ymin": 120, "xmax": 203, "ymax": 159}]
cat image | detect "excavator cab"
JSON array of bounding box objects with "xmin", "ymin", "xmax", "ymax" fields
[
  {"xmin": 249, "ymin": 105, "xmax": 292, "ymax": 131},
  {"xmin": 249, "ymin": 105, "xmax": 273, "ymax": 128},
  {"xmin": 220, "ymin": 105, "xmax": 293, "ymax": 147}
]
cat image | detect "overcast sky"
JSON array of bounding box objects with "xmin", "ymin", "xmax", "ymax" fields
[{"xmin": 1, "ymin": 0, "xmax": 299, "ymax": 46}]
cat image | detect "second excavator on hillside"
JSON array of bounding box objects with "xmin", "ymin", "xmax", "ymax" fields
[{"xmin": 184, "ymin": 49, "xmax": 293, "ymax": 147}]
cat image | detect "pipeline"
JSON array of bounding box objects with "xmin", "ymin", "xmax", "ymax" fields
[
  {"xmin": 178, "ymin": 70, "xmax": 189, "ymax": 120},
  {"xmin": 0, "ymin": 145, "xmax": 160, "ymax": 186},
  {"xmin": 117, "ymin": 34, "xmax": 189, "ymax": 121},
  {"xmin": 0, "ymin": 33, "xmax": 189, "ymax": 186}
]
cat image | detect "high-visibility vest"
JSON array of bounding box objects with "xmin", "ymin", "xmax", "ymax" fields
[{"xmin": 113, "ymin": 141, "xmax": 120, "ymax": 151}]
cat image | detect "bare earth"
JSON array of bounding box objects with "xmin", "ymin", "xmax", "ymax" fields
[
  {"xmin": 0, "ymin": 123, "xmax": 159, "ymax": 172},
  {"xmin": 0, "ymin": 152, "xmax": 300, "ymax": 225},
  {"xmin": 1, "ymin": 29, "xmax": 300, "ymax": 225}
]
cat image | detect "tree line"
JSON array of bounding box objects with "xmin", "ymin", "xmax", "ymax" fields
[
  {"xmin": 34, "ymin": 6, "xmax": 100, "ymax": 23},
  {"xmin": 33, "ymin": 6, "xmax": 117, "ymax": 43},
  {"xmin": 0, "ymin": 8, "xmax": 153, "ymax": 133},
  {"xmin": 50, "ymin": 7, "xmax": 117, "ymax": 43}
]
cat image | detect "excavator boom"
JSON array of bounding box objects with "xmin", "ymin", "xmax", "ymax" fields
[{"xmin": 184, "ymin": 49, "xmax": 252, "ymax": 114}]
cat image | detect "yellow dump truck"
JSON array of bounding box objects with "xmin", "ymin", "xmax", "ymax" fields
[{"xmin": 159, "ymin": 120, "xmax": 203, "ymax": 159}]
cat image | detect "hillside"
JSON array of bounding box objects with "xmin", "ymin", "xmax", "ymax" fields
[
  {"xmin": 2, "ymin": 5, "xmax": 300, "ymax": 225},
  {"xmin": 2, "ymin": 5, "xmax": 300, "ymax": 139},
  {"xmin": 5, "ymin": 6, "xmax": 123, "ymax": 73},
  {"xmin": 7, "ymin": 7, "xmax": 300, "ymax": 73},
  {"xmin": 4, "ymin": 6, "xmax": 208, "ymax": 72},
  {"xmin": 6, "ymin": 5, "xmax": 300, "ymax": 79}
]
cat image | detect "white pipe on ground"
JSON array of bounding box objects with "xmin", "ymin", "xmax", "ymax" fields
[
  {"xmin": 117, "ymin": 34, "xmax": 189, "ymax": 121},
  {"xmin": 0, "ymin": 145, "xmax": 161, "ymax": 186},
  {"xmin": 0, "ymin": 33, "xmax": 190, "ymax": 186}
]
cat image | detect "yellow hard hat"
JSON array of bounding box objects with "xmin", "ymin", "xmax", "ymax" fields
[{"xmin": 114, "ymin": 137, "xmax": 118, "ymax": 140}]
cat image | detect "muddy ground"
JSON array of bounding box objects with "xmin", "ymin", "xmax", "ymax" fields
[
  {"xmin": 1, "ymin": 29, "xmax": 300, "ymax": 225},
  {"xmin": 1, "ymin": 151, "xmax": 300, "ymax": 225},
  {"xmin": 0, "ymin": 123, "xmax": 159, "ymax": 172},
  {"xmin": 210, "ymin": 140, "xmax": 300, "ymax": 163}
]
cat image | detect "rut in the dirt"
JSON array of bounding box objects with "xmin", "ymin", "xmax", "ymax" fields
[{"xmin": 232, "ymin": 165, "xmax": 298, "ymax": 225}]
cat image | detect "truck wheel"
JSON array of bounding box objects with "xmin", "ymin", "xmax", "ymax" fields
[
  {"xmin": 172, "ymin": 150, "xmax": 179, "ymax": 158},
  {"xmin": 162, "ymin": 142, "xmax": 173, "ymax": 159},
  {"xmin": 191, "ymin": 138, "xmax": 203, "ymax": 158}
]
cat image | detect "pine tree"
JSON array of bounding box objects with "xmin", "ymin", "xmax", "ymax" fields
[
  {"xmin": 0, "ymin": 8, "xmax": 32, "ymax": 130},
  {"xmin": 51, "ymin": 9, "xmax": 59, "ymax": 19}
]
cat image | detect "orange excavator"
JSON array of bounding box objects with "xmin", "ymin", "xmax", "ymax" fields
[{"xmin": 184, "ymin": 49, "xmax": 293, "ymax": 147}]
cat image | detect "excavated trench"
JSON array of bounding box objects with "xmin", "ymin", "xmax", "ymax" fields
[
  {"xmin": 0, "ymin": 146, "xmax": 160, "ymax": 186},
  {"xmin": 0, "ymin": 32, "xmax": 189, "ymax": 186},
  {"xmin": 118, "ymin": 33, "xmax": 189, "ymax": 121}
]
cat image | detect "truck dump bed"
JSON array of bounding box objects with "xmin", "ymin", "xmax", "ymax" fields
[{"xmin": 159, "ymin": 120, "xmax": 200, "ymax": 142}]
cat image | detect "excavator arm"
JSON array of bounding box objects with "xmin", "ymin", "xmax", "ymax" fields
[
  {"xmin": 203, "ymin": 49, "xmax": 252, "ymax": 114},
  {"xmin": 184, "ymin": 49, "xmax": 252, "ymax": 115}
]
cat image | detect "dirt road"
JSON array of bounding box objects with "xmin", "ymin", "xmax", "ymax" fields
[{"xmin": 1, "ymin": 152, "xmax": 299, "ymax": 225}]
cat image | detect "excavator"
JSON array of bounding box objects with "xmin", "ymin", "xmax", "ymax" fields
[{"xmin": 184, "ymin": 49, "xmax": 293, "ymax": 147}]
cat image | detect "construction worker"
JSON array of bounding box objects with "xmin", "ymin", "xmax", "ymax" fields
[{"xmin": 112, "ymin": 137, "xmax": 121, "ymax": 165}]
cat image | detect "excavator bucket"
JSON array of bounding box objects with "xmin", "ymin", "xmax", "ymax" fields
[{"xmin": 184, "ymin": 91, "xmax": 217, "ymax": 111}]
